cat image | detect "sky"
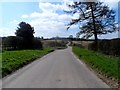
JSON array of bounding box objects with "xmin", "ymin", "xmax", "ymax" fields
[{"xmin": 0, "ymin": 0, "xmax": 120, "ymax": 39}]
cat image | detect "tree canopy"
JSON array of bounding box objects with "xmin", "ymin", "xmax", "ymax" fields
[
  {"xmin": 66, "ymin": 1, "xmax": 117, "ymax": 45},
  {"xmin": 15, "ymin": 22, "xmax": 34, "ymax": 39},
  {"xmin": 15, "ymin": 22, "xmax": 35, "ymax": 49},
  {"xmin": 2, "ymin": 22, "xmax": 43, "ymax": 50}
]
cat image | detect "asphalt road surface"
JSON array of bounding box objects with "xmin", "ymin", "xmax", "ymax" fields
[{"xmin": 2, "ymin": 47, "xmax": 109, "ymax": 88}]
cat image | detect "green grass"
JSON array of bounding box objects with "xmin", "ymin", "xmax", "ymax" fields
[
  {"xmin": 72, "ymin": 46, "xmax": 119, "ymax": 79},
  {"xmin": 2, "ymin": 48, "xmax": 54, "ymax": 77}
]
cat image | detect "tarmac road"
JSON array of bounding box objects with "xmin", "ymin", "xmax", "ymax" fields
[{"xmin": 2, "ymin": 47, "xmax": 109, "ymax": 88}]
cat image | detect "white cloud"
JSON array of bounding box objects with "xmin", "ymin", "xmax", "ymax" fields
[
  {"xmin": 0, "ymin": 28, "xmax": 15, "ymax": 37},
  {"xmin": 98, "ymin": 32, "xmax": 119, "ymax": 39},
  {"xmin": 21, "ymin": 14, "xmax": 29, "ymax": 18},
  {"xmin": 9, "ymin": 20, "xmax": 19, "ymax": 26},
  {"xmin": 30, "ymin": 12, "xmax": 41, "ymax": 18},
  {"xmin": 19, "ymin": 0, "xmax": 119, "ymax": 38},
  {"xmin": 10, "ymin": 20, "xmax": 18, "ymax": 24},
  {"xmin": 1, "ymin": 0, "xmax": 118, "ymax": 39},
  {"xmin": 101, "ymin": 0, "xmax": 119, "ymax": 3},
  {"xmin": 39, "ymin": 2, "xmax": 62, "ymax": 13},
  {"xmin": 29, "ymin": 12, "xmax": 73, "ymax": 37},
  {"xmin": 39, "ymin": 0, "xmax": 62, "ymax": 3},
  {"xmin": 20, "ymin": 1, "xmax": 76, "ymax": 38},
  {"xmin": 0, "ymin": 19, "xmax": 19, "ymax": 37},
  {"xmin": 100, "ymin": 0, "xmax": 119, "ymax": 9}
]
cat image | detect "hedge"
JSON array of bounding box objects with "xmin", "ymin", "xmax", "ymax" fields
[{"xmin": 89, "ymin": 38, "xmax": 120, "ymax": 56}]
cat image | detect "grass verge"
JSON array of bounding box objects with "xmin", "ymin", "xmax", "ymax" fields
[
  {"xmin": 2, "ymin": 48, "xmax": 54, "ymax": 78},
  {"xmin": 72, "ymin": 46, "xmax": 119, "ymax": 80}
]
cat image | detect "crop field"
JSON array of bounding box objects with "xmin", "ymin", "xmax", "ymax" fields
[
  {"xmin": 42, "ymin": 39, "xmax": 68, "ymax": 49},
  {"xmin": 2, "ymin": 48, "xmax": 53, "ymax": 77},
  {"xmin": 72, "ymin": 46, "xmax": 119, "ymax": 79},
  {"xmin": 72, "ymin": 41, "xmax": 93, "ymax": 48}
]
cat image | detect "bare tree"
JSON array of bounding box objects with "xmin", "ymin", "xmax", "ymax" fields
[{"xmin": 66, "ymin": 1, "xmax": 116, "ymax": 50}]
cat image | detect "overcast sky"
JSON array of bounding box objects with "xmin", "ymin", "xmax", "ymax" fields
[{"xmin": 0, "ymin": 0, "xmax": 119, "ymax": 39}]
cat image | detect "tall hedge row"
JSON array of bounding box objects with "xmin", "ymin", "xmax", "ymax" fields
[
  {"xmin": 89, "ymin": 38, "xmax": 120, "ymax": 56},
  {"xmin": 110, "ymin": 39, "xmax": 120, "ymax": 56},
  {"xmin": 2, "ymin": 36, "xmax": 43, "ymax": 50}
]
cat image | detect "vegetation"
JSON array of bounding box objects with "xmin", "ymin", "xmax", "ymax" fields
[
  {"xmin": 2, "ymin": 36, "xmax": 23, "ymax": 50},
  {"xmin": 68, "ymin": 35, "xmax": 73, "ymax": 40},
  {"xmin": 89, "ymin": 38, "xmax": 120, "ymax": 56},
  {"xmin": 1, "ymin": 20, "xmax": 68, "ymax": 78},
  {"xmin": 15, "ymin": 22, "xmax": 34, "ymax": 49},
  {"xmin": 71, "ymin": 40, "xmax": 93, "ymax": 49},
  {"xmin": 2, "ymin": 48, "xmax": 53, "ymax": 77},
  {"xmin": 72, "ymin": 46, "xmax": 119, "ymax": 79},
  {"xmin": 42, "ymin": 40, "xmax": 67, "ymax": 49},
  {"xmin": 2, "ymin": 22, "xmax": 43, "ymax": 50},
  {"xmin": 66, "ymin": 1, "xmax": 117, "ymax": 50}
]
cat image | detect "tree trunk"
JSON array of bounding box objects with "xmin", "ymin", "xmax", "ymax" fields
[{"xmin": 90, "ymin": 3, "xmax": 98, "ymax": 51}]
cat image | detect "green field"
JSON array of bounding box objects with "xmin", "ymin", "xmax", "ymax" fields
[
  {"xmin": 72, "ymin": 46, "xmax": 119, "ymax": 79},
  {"xmin": 2, "ymin": 48, "xmax": 54, "ymax": 77},
  {"xmin": 42, "ymin": 40, "xmax": 68, "ymax": 49}
]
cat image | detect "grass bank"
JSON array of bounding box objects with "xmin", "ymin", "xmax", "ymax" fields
[
  {"xmin": 72, "ymin": 46, "xmax": 119, "ymax": 80},
  {"xmin": 2, "ymin": 48, "xmax": 54, "ymax": 77}
]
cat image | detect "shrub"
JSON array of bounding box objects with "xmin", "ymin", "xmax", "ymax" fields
[
  {"xmin": 88, "ymin": 41, "xmax": 97, "ymax": 51},
  {"xmin": 2, "ymin": 36, "xmax": 43, "ymax": 50},
  {"xmin": 88, "ymin": 38, "xmax": 120, "ymax": 56},
  {"xmin": 110, "ymin": 38, "xmax": 120, "ymax": 56},
  {"xmin": 33, "ymin": 38, "xmax": 43, "ymax": 49},
  {"xmin": 2, "ymin": 36, "xmax": 24, "ymax": 50},
  {"xmin": 43, "ymin": 40, "xmax": 67, "ymax": 48},
  {"xmin": 98, "ymin": 40, "xmax": 111, "ymax": 55}
]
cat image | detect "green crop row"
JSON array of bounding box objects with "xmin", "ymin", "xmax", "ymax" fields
[
  {"xmin": 2, "ymin": 48, "xmax": 54, "ymax": 78},
  {"xmin": 72, "ymin": 46, "xmax": 119, "ymax": 79}
]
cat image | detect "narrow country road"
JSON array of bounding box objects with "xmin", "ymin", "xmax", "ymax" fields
[{"xmin": 2, "ymin": 47, "xmax": 109, "ymax": 88}]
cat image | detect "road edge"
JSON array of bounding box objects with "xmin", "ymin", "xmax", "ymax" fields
[{"xmin": 71, "ymin": 46, "xmax": 118, "ymax": 88}]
